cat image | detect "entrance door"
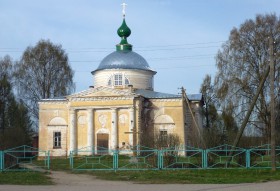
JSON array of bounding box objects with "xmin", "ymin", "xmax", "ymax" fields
[{"xmin": 97, "ymin": 133, "xmax": 109, "ymax": 155}]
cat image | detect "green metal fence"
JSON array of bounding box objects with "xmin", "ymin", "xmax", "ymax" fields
[
  {"xmin": 161, "ymin": 146, "xmax": 203, "ymax": 169},
  {"xmin": 70, "ymin": 146, "xmax": 116, "ymax": 170},
  {"xmin": 117, "ymin": 146, "xmax": 159, "ymax": 170},
  {"xmin": 69, "ymin": 144, "xmax": 280, "ymax": 171},
  {"xmin": 0, "ymin": 145, "xmax": 50, "ymax": 172},
  {"xmin": 1, "ymin": 144, "xmax": 280, "ymax": 172},
  {"xmin": 70, "ymin": 145, "xmax": 159, "ymax": 171},
  {"xmin": 249, "ymin": 144, "xmax": 280, "ymax": 169},
  {"xmin": 205, "ymin": 144, "xmax": 247, "ymax": 169}
]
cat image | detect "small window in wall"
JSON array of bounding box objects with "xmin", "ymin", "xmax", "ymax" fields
[
  {"xmin": 159, "ymin": 130, "xmax": 168, "ymax": 147},
  {"xmin": 53, "ymin": 132, "xmax": 61, "ymax": 148},
  {"xmin": 114, "ymin": 74, "xmax": 123, "ymax": 86}
]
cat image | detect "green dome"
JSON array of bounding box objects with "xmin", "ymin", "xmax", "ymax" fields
[
  {"xmin": 117, "ymin": 19, "xmax": 131, "ymax": 38},
  {"xmin": 116, "ymin": 19, "xmax": 132, "ymax": 51}
]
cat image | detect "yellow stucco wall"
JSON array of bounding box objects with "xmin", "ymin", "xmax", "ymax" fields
[
  {"xmin": 149, "ymin": 99, "xmax": 185, "ymax": 145},
  {"xmin": 38, "ymin": 96, "xmax": 188, "ymax": 156},
  {"xmin": 38, "ymin": 102, "xmax": 68, "ymax": 156}
]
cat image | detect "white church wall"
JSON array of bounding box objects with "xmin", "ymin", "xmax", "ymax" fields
[{"xmin": 94, "ymin": 69, "xmax": 154, "ymax": 90}]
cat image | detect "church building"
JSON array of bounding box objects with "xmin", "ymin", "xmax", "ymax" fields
[{"xmin": 38, "ymin": 7, "xmax": 203, "ymax": 157}]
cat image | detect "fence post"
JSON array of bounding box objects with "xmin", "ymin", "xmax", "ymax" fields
[
  {"xmin": 157, "ymin": 150, "xmax": 163, "ymax": 170},
  {"xmin": 246, "ymin": 149, "xmax": 250, "ymax": 169},
  {"xmin": 47, "ymin": 151, "xmax": 50, "ymax": 170},
  {"xmin": 113, "ymin": 150, "xmax": 118, "ymax": 171},
  {"xmin": 204, "ymin": 150, "xmax": 208, "ymax": 169},
  {"xmin": 0, "ymin": 151, "xmax": 2, "ymax": 172},
  {"xmin": 201, "ymin": 149, "xmax": 205, "ymax": 169},
  {"xmin": 69, "ymin": 151, "xmax": 73, "ymax": 169}
]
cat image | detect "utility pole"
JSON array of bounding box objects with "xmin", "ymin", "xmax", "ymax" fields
[
  {"xmin": 228, "ymin": 64, "xmax": 270, "ymax": 166},
  {"xmin": 181, "ymin": 87, "xmax": 205, "ymax": 148},
  {"xmin": 269, "ymin": 37, "xmax": 276, "ymax": 171}
]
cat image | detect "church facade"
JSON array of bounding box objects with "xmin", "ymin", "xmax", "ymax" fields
[{"xmin": 38, "ymin": 13, "xmax": 203, "ymax": 157}]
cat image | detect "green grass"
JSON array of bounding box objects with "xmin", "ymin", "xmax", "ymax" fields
[
  {"xmin": 2, "ymin": 158, "xmax": 280, "ymax": 185},
  {"xmin": 48, "ymin": 158, "xmax": 280, "ymax": 184},
  {"xmin": 0, "ymin": 172, "xmax": 53, "ymax": 185},
  {"xmin": 83, "ymin": 169, "xmax": 280, "ymax": 184}
]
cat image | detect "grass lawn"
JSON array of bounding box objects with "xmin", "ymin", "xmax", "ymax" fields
[
  {"xmin": 84, "ymin": 169, "xmax": 280, "ymax": 184},
  {"xmin": 1, "ymin": 157, "xmax": 280, "ymax": 185},
  {"xmin": 0, "ymin": 172, "xmax": 53, "ymax": 185}
]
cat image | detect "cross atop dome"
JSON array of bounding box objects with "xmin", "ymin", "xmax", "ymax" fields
[{"xmin": 121, "ymin": 3, "xmax": 127, "ymax": 18}]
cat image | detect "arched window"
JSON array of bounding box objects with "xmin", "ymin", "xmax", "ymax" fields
[
  {"xmin": 125, "ymin": 77, "xmax": 130, "ymax": 85},
  {"xmin": 108, "ymin": 78, "xmax": 112, "ymax": 86}
]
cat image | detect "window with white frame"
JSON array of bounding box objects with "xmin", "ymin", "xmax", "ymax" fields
[
  {"xmin": 114, "ymin": 74, "xmax": 123, "ymax": 86},
  {"xmin": 107, "ymin": 74, "xmax": 130, "ymax": 87},
  {"xmin": 53, "ymin": 132, "xmax": 61, "ymax": 148}
]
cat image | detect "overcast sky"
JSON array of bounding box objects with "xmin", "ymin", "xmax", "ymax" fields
[{"xmin": 0, "ymin": 0, "xmax": 279, "ymax": 95}]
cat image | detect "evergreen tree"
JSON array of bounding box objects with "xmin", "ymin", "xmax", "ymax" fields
[{"xmin": 0, "ymin": 56, "xmax": 33, "ymax": 150}]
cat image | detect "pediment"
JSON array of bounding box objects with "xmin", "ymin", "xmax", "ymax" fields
[
  {"xmin": 67, "ymin": 86, "xmax": 135, "ymax": 99},
  {"xmin": 82, "ymin": 90, "xmax": 125, "ymax": 97}
]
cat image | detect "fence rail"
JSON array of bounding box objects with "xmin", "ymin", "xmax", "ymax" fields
[
  {"xmin": 0, "ymin": 145, "xmax": 50, "ymax": 172},
  {"xmin": 1, "ymin": 144, "xmax": 280, "ymax": 172},
  {"xmin": 69, "ymin": 144, "xmax": 280, "ymax": 171}
]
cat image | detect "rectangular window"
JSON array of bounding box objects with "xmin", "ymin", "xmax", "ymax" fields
[
  {"xmin": 53, "ymin": 132, "xmax": 61, "ymax": 148},
  {"xmin": 159, "ymin": 130, "xmax": 168, "ymax": 147},
  {"xmin": 114, "ymin": 74, "xmax": 122, "ymax": 86}
]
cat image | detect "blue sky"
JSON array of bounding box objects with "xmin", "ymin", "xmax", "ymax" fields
[{"xmin": 0, "ymin": 0, "xmax": 279, "ymax": 94}]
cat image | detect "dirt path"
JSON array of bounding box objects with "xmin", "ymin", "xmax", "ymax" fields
[
  {"xmin": 1, "ymin": 171, "xmax": 280, "ymax": 191},
  {"xmin": 47, "ymin": 171, "xmax": 127, "ymax": 186}
]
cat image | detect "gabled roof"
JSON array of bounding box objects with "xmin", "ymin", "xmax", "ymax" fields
[
  {"xmin": 186, "ymin": 93, "xmax": 203, "ymax": 101},
  {"xmin": 135, "ymin": 89, "xmax": 202, "ymax": 101},
  {"xmin": 135, "ymin": 89, "xmax": 180, "ymax": 99},
  {"xmin": 66, "ymin": 86, "xmax": 135, "ymax": 98}
]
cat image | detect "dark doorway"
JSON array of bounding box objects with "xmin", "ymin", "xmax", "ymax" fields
[{"xmin": 97, "ymin": 133, "xmax": 109, "ymax": 154}]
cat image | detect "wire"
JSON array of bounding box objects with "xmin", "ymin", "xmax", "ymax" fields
[
  {"xmin": 74, "ymin": 64, "xmax": 215, "ymax": 73},
  {"xmin": 0, "ymin": 40, "xmax": 225, "ymax": 53}
]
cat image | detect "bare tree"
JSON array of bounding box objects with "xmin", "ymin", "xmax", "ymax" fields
[
  {"xmin": 214, "ymin": 14, "xmax": 280, "ymax": 141},
  {"xmin": 200, "ymin": 75, "xmax": 218, "ymax": 129},
  {"xmin": 14, "ymin": 40, "xmax": 75, "ymax": 129}
]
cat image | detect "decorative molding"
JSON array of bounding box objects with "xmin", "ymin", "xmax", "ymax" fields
[
  {"xmin": 48, "ymin": 117, "xmax": 67, "ymax": 126},
  {"xmin": 54, "ymin": 110, "xmax": 59, "ymax": 117},
  {"xmin": 67, "ymin": 86, "xmax": 137, "ymax": 98},
  {"xmin": 69, "ymin": 105, "xmax": 133, "ymax": 110},
  {"xmin": 78, "ymin": 115, "xmax": 87, "ymax": 125},
  {"xmin": 98, "ymin": 114, "xmax": 108, "ymax": 128},
  {"xmin": 39, "ymin": 101, "xmax": 68, "ymax": 105},
  {"xmin": 96, "ymin": 128, "xmax": 109, "ymax": 134},
  {"xmin": 119, "ymin": 114, "xmax": 128, "ymax": 125},
  {"xmin": 69, "ymin": 96, "xmax": 135, "ymax": 101}
]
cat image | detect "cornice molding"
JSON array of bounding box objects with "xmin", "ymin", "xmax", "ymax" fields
[
  {"xmin": 69, "ymin": 96, "xmax": 135, "ymax": 101},
  {"xmin": 39, "ymin": 101, "xmax": 67, "ymax": 105},
  {"xmin": 149, "ymin": 98, "xmax": 181, "ymax": 102}
]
